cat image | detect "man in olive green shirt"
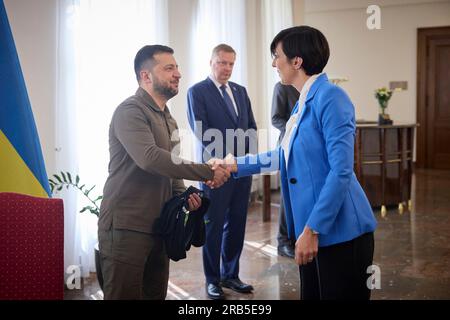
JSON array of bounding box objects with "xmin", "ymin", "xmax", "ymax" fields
[{"xmin": 98, "ymin": 45, "xmax": 230, "ymax": 300}]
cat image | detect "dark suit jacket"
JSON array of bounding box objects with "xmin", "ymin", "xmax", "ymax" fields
[
  {"xmin": 99, "ymin": 88, "xmax": 214, "ymax": 234},
  {"xmin": 271, "ymin": 82, "xmax": 299, "ymax": 142},
  {"xmin": 187, "ymin": 77, "xmax": 257, "ymax": 161},
  {"xmin": 156, "ymin": 186, "xmax": 210, "ymax": 262}
]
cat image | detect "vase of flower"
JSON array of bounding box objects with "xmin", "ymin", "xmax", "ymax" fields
[{"xmin": 375, "ymin": 87, "xmax": 394, "ymax": 125}]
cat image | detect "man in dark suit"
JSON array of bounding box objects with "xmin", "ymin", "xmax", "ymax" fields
[
  {"xmin": 271, "ymin": 82, "xmax": 300, "ymax": 259},
  {"xmin": 187, "ymin": 44, "xmax": 257, "ymax": 300}
]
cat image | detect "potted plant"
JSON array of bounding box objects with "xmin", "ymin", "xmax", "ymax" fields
[
  {"xmin": 375, "ymin": 87, "xmax": 397, "ymax": 125},
  {"xmin": 49, "ymin": 172, "xmax": 104, "ymax": 290}
]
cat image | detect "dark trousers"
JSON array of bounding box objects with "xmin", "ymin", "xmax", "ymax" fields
[
  {"xmin": 299, "ymin": 232, "xmax": 375, "ymax": 300},
  {"xmin": 98, "ymin": 228, "xmax": 169, "ymax": 300},
  {"xmin": 277, "ymin": 190, "xmax": 294, "ymax": 247},
  {"xmin": 202, "ymin": 177, "xmax": 252, "ymax": 285}
]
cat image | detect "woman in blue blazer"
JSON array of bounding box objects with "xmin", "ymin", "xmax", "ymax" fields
[{"xmin": 209, "ymin": 26, "xmax": 377, "ymax": 300}]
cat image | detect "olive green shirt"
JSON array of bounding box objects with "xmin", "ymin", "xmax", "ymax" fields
[{"xmin": 99, "ymin": 87, "xmax": 213, "ymax": 234}]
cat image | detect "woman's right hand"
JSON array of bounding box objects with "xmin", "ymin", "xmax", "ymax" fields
[{"xmin": 295, "ymin": 226, "xmax": 319, "ymax": 266}]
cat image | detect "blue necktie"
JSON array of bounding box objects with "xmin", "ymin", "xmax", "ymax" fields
[{"xmin": 220, "ymin": 84, "xmax": 238, "ymax": 124}]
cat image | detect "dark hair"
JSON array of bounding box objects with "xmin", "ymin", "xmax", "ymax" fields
[
  {"xmin": 211, "ymin": 43, "xmax": 236, "ymax": 58},
  {"xmin": 270, "ymin": 26, "xmax": 329, "ymax": 76},
  {"xmin": 134, "ymin": 45, "xmax": 174, "ymax": 82}
]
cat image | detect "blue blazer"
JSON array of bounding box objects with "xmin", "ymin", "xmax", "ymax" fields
[
  {"xmin": 235, "ymin": 74, "xmax": 377, "ymax": 247},
  {"xmin": 187, "ymin": 78, "xmax": 257, "ymax": 161}
]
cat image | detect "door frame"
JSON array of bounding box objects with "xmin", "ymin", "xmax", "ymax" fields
[{"xmin": 416, "ymin": 26, "xmax": 450, "ymax": 168}]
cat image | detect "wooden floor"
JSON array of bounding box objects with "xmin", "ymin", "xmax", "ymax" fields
[{"xmin": 65, "ymin": 168, "xmax": 450, "ymax": 300}]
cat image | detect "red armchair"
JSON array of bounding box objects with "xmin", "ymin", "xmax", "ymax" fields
[{"xmin": 0, "ymin": 192, "xmax": 64, "ymax": 300}]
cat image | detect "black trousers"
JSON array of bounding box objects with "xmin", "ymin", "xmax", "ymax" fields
[{"xmin": 299, "ymin": 232, "xmax": 374, "ymax": 300}]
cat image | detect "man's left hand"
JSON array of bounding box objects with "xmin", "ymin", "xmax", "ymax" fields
[{"xmin": 187, "ymin": 193, "xmax": 202, "ymax": 211}]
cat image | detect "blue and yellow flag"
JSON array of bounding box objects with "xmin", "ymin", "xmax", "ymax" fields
[{"xmin": 0, "ymin": 0, "xmax": 50, "ymax": 197}]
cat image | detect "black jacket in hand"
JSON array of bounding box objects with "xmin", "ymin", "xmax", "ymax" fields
[{"xmin": 154, "ymin": 186, "xmax": 210, "ymax": 262}]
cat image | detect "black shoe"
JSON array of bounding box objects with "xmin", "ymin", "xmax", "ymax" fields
[
  {"xmin": 221, "ymin": 278, "xmax": 254, "ymax": 293},
  {"xmin": 206, "ymin": 283, "xmax": 225, "ymax": 300},
  {"xmin": 278, "ymin": 244, "xmax": 295, "ymax": 259}
]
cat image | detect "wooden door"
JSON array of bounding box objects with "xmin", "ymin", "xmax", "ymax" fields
[{"xmin": 417, "ymin": 27, "xmax": 450, "ymax": 169}]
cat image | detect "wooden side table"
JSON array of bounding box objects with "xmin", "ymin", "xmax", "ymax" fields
[{"xmin": 355, "ymin": 123, "xmax": 417, "ymax": 217}]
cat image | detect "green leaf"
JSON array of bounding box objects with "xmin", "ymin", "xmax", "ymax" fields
[
  {"xmin": 80, "ymin": 207, "xmax": 89, "ymax": 213},
  {"xmin": 51, "ymin": 172, "xmax": 102, "ymax": 217},
  {"xmin": 85, "ymin": 185, "xmax": 95, "ymax": 196}
]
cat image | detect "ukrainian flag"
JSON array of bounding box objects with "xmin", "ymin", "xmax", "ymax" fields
[{"xmin": 0, "ymin": 0, "xmax": 50, "ymax": 198}]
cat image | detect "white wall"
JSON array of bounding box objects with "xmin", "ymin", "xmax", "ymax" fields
[
  {"xmin": 305, "ymin": 0, "xmax": 450, "ymax": 123},
  {"xmin": 4, "ymin": 0, "xmax": 57, "ymax": 176}
]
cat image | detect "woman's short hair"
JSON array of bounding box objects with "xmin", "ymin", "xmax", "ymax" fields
[{"xmin": 270, "ymin": 26, "xmax": 330, "ymax": 76}]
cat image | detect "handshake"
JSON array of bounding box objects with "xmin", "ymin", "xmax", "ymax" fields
[{"xmin": 205, "ymin": 154, "xmax": 238, "ymax": 189}]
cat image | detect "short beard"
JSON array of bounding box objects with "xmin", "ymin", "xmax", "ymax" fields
[{"xmin": 152, "ymin": 76, "xmax": 178, "ymax": 100}]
